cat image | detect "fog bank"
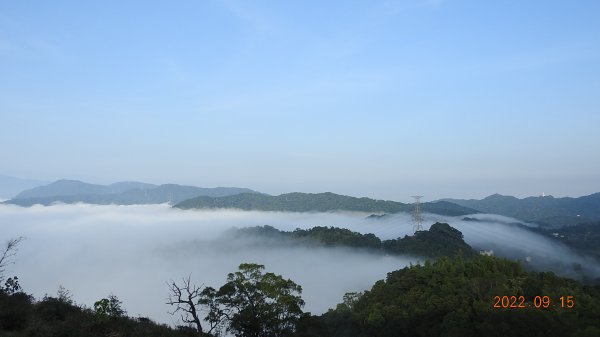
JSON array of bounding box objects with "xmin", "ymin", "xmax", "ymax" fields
[
  {"xmin": 0, "ymin": 204, "xmax": 414, "ymax": 325},
  {"xmin": 1, "ymin": 203, "xmax": 598, "ymax": 326}
]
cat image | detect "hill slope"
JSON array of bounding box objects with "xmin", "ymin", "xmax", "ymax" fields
[
  {"xmin": 4, "ymin": 180, "xmax": 259, "ymax": 206},
  {"xmin": 0, "ymin": 291, "xmax": 198, "ymax": 337},
  {"xmin": 226, "ymin": 222, "xmax": 477, "ymax": 258},
  {"xmin": 12, "ymin": 180, "xmax": 155, "ymax": 199},
  {"xmin": 534, "ymin": 221, "xmax": 600, "ymax": 261},
  {"xmin": 302, "ymin": 255, "xmax": 600, "ymax": 337},
  {"xmin": 382, "ymin": 222, "xmax": 477, "ymax": 258},
  {"xmin": 174, "ymin": 192, "xmax": 477, "ymax": 216},
  {"xmin": 443, "ymin": 193, "xmax": 600, "ymax": 227}
]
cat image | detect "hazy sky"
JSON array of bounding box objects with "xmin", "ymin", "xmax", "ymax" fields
[{"xmin": 1, "ymin": 1, "xmax": 599, "ymax": 201}]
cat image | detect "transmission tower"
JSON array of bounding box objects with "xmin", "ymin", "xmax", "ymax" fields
[{"xmin": 411, "ymin": 195, "xmax": 424, "ymax": 234}]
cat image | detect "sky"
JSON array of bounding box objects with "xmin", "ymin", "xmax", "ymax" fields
[{"xmin": 1, "ymin": 0, "xmax": 599, "ymax": 202}]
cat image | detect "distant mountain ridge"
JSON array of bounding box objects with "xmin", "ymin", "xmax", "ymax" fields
[
  {"xmin": 442, "ymin": 193, "xmax": 600, "ymax": 227},
  {"xmin": 12, "ymin": 180, "xmax": 157, "ymax": 199},
  {"xmin": 4, "ymin": 179, "xmax": 260, "ymax": 206},
  {"xmin": 174, "ymin": 192, "xmax": 478, "ymax": 216}
]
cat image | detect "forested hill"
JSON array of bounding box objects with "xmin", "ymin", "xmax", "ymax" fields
[
  {"xmin": 382, "ymin": 222, "xmax": 476, "ymax": 258},
  {"xmin": 3, "ymin": 179, "xmax": 259, "ymax": 206},
  {"xmin": 174, "ymin": 192, "xmax": 477, "ymax": 216},
  {"xmin": 225, "ymin": 222, "xmax": 477, "ymax": 258},
  {"xmin": 534, "ymin": 221, "xmax": 600, "ymax": 261},
  {"xmin": 301, "ymin": 255, "xmax": 600, "ymax": 337},
  {"xmin": 443, "ymin": 193, "xmax": 600, "ymax": 228}
]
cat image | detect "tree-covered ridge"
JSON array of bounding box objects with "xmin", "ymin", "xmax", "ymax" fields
[
  {"xmin": 382, "ymin": 223, "xmax": 477, "ymax": 258},
  {"xmin": 227, "ymin": 223, "xmax": 477, "ymax": 258},
  {"xmin": 229, "ymin": 225, "xmax": 383, "ymax": 250},
  {"xmin": 300, "ymin": 255, "xmax": 600, "ymax": 337},
  {"xmin": 533, "ymin": 222, "xmax": 600, "ymax": 261},
  {"xmin": 174, "ymin": 192, "xmax": 477, "ymax": 216},
  {"xmin": 443, "ymin": 192, "xmax": 600, "ymax": 227}
]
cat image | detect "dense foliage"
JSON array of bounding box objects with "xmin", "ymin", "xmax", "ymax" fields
[
  {"xmin": 534, "ymin": 222, "xmax": 600, "ymax": 261},
  {"xmin": 228, "ymin": 225, "xmax": 382, "ymax": 250},
  {"xmin": 382, "ymin": 222, "xmax": 476, "ymax": 258},
  {"xmin": 174, "ymin": 192, "xmax": 477, "ymax": 216},
  {"xmin": 198, "ymin": 263, "xmax": 305, "ymax": 337},
  {"xmin": 228, "ymin": 223, "xmax": 477, "ymax": 258},
  {"xmin": 0, "ymin": 291, "xmax": 197, "ymax": 337},
  {"xmin": 297, "ymin": 256, "xmax": 600, "ymax": 337},
  {"xmin": 292, "ymin": 227, "xmax": 382, "ymax": 249}
]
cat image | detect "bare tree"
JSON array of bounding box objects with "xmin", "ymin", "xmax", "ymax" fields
[
  {"xmin": 166, "ymin": 276, "xmax": 204, "ymax": 334},
  {"xmin": 0, "ymin": 237, "xmax": 24, "ymax": 283}
]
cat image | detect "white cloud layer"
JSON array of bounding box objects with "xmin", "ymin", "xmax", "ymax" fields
[
  {"xmin": 1, "ymin": 203, "xmax": 598, "ymax": 326},
  {"xmin": 0, "ymin": 204, "xmax": 415, "ymax": 325}
]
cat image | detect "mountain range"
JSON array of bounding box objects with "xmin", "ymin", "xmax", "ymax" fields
[
  {"xmin": 174, "ymin": 191, "xmax": 477, "ymax": 216},
  {"xmin": 4, "ymin": 177, "xmax": 600, "ymax": 228},
  {"xmin": 3, "ymin": 179, "xmax": 476, "ymax": 217},
  {"xmin": 443, "ymin": 193, "xmax": 600, "ymax": 227},
  {"xmin": 3, "ymin": 179, "xmax": 259, "ymax": 206}
]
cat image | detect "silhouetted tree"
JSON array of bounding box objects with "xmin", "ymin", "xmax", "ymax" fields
[
  {"xmin": 0, "ymin": 237, "xmax": 24, "ymax": 285},
  {"xmin": 94, "ymin": 294, "xmax": 125, "ymax": 319},
  {"xmin": 167, "ymin": 276, "xmax": 205, "ymax": 334},
  {"xmin": 2, "ymin": 276, "xmax": 21, "ymax": 295}
]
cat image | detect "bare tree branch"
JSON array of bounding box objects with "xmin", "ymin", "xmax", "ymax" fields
[
  {"xmin": 0, "ymin": 237, "xmax": 24, "ymax": 283},
  {"xmin": 166, "ymin": 275, "xmax": 204, "ymax": 334}
]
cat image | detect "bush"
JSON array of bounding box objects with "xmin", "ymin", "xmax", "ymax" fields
[{"xmin": 0, "ymin": 291, "xmax": 34, "ymax": 330}]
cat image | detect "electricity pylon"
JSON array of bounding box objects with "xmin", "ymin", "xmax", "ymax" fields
[{"xmin": 411, "ymin": 195, "xmax": 424, "ymax": 234}]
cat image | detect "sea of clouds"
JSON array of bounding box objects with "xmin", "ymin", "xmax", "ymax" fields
[{"xmin": 1, "ymin": 203, "xmax": 598, "ymax": 325}]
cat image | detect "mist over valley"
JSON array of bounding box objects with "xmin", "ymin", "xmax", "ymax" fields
[{"xmin": 2, "ymin": 201, "xmax": 599, "ymax": 327}]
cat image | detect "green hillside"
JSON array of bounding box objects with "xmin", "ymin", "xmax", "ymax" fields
[
  {"xmin": 533, "ymin": 221, "xmax": 600, "ymax": 261},
  {"xmin": 299, "ymin": 256, "xmax": 600, "ymax": 337},
  {"xmin": 443, "ymin": 193, "xmax": 600, "ymax": 228},
  {"xmin": 229, "ymin": 223, "xmax": 477, "ymax": 259},
  {"xmin": 175, "ymin": 192, "xmax": 477, "ymax": 216}
]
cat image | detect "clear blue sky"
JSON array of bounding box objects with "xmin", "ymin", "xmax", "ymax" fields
[{"xmin": 1, "ymin": 0, "xmax": 599, "ymax": 201}]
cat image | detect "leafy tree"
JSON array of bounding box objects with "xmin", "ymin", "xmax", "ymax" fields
[
  {"xmin": 94, "ymin": 294, "xmax": 125, "ymax": 319},
  {"xmin": 56, "ymin": 285, "xmax": 74, "ymax": 305},
  {"xmin": 3, "ymin": 276, "xmax": 21, "ymax": 295},
  {"xmin": 197, "ymin": 263, "xmax": 305, "ymax": 337}
]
